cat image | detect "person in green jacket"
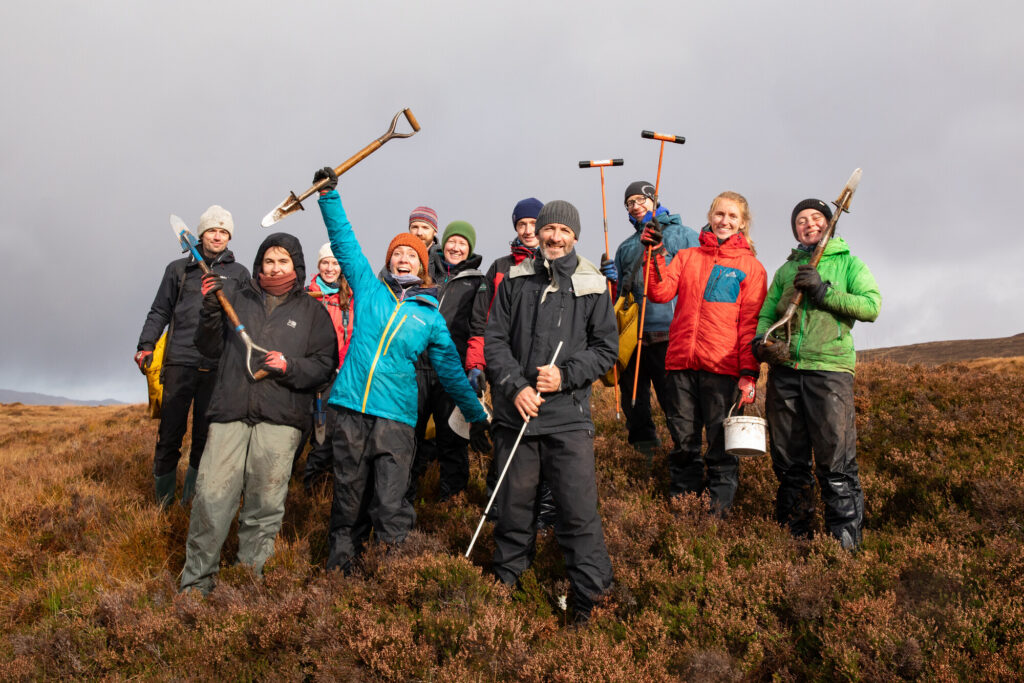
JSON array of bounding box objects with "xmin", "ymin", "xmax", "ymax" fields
[{"xmin": 752, "ymin": 198, "xmax": 881, "ymax": 550}]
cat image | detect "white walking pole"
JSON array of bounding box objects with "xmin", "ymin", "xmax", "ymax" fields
[{"xmin": 464, "ymin": 341, "xmax": 564, "ymax": 558}]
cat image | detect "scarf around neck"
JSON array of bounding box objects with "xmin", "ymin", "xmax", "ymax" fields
[{"xmin": 259, "ymin": 271, "xmax": 297, "ymax": 296}]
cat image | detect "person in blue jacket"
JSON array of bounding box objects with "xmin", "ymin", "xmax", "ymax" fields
[
  {"xmin": 602, "ymin": 181, "xmax": 699, "ymax": 453},
  {"xmin": 312, "ymin": 167, "xmax": 489, "ymax": 573}
]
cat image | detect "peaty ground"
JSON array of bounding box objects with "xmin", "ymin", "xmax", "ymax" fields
[{"xmin": 2, "ymin": 359, "xmax": 1024, "ymax": 681}]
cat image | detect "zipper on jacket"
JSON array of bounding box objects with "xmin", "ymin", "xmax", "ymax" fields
[
  {"xmin": 383, "ymin": 315, "xmax": 408, "ymax": 356},
  {"xmin": 362, "ymin": 302, "xmax": 403, "ymax": 412}
]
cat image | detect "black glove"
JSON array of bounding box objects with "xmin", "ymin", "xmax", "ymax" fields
[
  {"xmin": 751, "ymin": 334, "xmax": 790, "ymax": 365},
  {"xmin": 793, "ymin": 264, "xmax": 829, "ymax": 306},
  {"xmin": 200, "ymin": 272, "xmax": 223, "ymax": 312},
  {"xmin": 313, "ymin": 166, "xmax": 338, "ymax": 193},
  {"xmin": 470, "ymin": 421, "xmax": 492, "ymax": 454},
  {"xmin": 639, "ymin": 221, "xmax": 663, "ymax": 250},
  {"xmin": 751, "ymin": 335, "xmax": 771, "ymax": 363}
]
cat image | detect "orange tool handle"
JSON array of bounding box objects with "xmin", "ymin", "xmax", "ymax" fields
[
  {"xmin": 578, "ymin": 159, "xmax": 624, "ymax": 168},
  {"xmin": 641, "ymin": 130, "xmax": 686, "ymax": 145}
]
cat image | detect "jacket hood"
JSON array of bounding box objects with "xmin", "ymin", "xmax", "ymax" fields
[
  {"xmin": 787, "ymin": 236, "xmax": 850, "ymax": 262},
  {"xmin": 699, "ymin": 226, "xmax": 753, "ymax": 254},
  {"xmin": 430, "ymin": 249, "xmax": 483, "ymax": 282},
  {"xmin": 253, "ymin": 232, "xmax": 306, "ymax": 285}
]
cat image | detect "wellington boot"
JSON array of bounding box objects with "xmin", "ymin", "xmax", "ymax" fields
[
  {"xmin": 154, "ymin": 471, "xmax": 177, "ymax": 508},
  {"xmin": 180, "ymin": 466, "xmax": 199, "ymax": 506}
]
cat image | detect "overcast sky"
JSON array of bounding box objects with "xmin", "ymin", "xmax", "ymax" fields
[{"xmin": 1, "ymin": 1, "xmax": 1021, "ymax": 402}]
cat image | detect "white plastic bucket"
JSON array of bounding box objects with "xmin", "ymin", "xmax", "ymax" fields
[{"xmin": 723, "ymin": 404, "xmax": 767, "ymax": 457}]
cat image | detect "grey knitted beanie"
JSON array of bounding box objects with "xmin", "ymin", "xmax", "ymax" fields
[{"xmin": 535, "ymin": 200, "xmax": 581, "ymax": 239}]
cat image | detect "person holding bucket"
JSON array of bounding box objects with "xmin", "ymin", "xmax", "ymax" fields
[
  {"xmin": 752, "ymin": 198, "xmax": 880, "ymax": 550},
  {"xmin": 641, "ymin": 191, "xmax": 766, "ymax": 514}
]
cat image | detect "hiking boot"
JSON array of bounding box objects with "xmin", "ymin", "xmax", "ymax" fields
[
  {"xmin": 154, "ymin": 471, "xmax": 177, "ymax": 508},
  {"xmin": 632, "ymin": 439, "xmax": 661, "ymax": 456}
]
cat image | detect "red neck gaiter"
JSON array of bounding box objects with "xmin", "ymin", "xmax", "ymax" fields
[{"xmin": 258, "ymin": 271, "xmax": 297, "ymax": 296}]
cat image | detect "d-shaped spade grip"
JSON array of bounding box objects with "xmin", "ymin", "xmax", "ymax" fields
[
  {"xmin": 403, "ymin": 107, "xmax": 421, "ymax": 132},
  {"xmin": 641, "ymin": 130, "xmax": 686, "ymax": 144},
  {"xmin": 578, "ymin": 159, "xmax": 625, "ymax": 168}
]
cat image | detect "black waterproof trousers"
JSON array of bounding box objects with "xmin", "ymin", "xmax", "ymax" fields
[
  {"xmin": 295, "ymin": 375, "xmax": 338, "ymax": 491},
  {"xmin": 663, "ymin": 369, "xmax": 741, "ymax": 512},
  {"xmin": 766, "ymin": 366, "xmax": 863, "ymax": 549},
  {"xmin": 153, "ymin": 365, "xmax": 216, "ymax": 476},
  {"xmin": 491, "ymin": 426, "xmax": 613, "ymax": 616},
  {"xmin": 617, "ymin": 339, "xmax": 671, "ymax": 445},
  {"xmin": 410, "ymin": 367, "xmax": 470, "ymax": 501},
  {"xmin": 326, "ymin": 408, "xmax": 416, "ymax": 572}
]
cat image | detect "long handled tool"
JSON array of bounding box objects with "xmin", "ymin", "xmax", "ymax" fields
[
  {"xmin": 632, "ymin": 130, "xmax": 686, "ymax": 406},
  {"xmin": 579, "ymin": 158, "xmax": 624, "ymax": 420},
  {"xmin": 762, "ymin": 168, "xmax": 862, "ymax": 359},
  {"xmin": 170, "ymin": 215, "xmax": 270, "ymax": 381},
  {"xmin": 465, "ymin": 341, "xmax": 564, "ymax": 558},
  {"xmin": 260, "ymin": 108, "xmax": 421, "ymax": 228}
]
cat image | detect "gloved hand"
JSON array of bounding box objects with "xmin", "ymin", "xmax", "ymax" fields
[
  {"xmin": 200, "ymin": 272, "xmax": 223, "ymax": 312},
  {"xmin": 751, "ymin": 334, "xmax": 790, "ymax": 365},
  {"xmin": 470, "ymin": 421, "xmax": 492, "ymax": 454},
  {"xmin": 793, "ymin": 264, "xmax": 829, "ymax": 306},
  {"xmin": 737, "ymin": 376, "xmax": 756, "ymax": 407},
  {"xmin": 313, "ymin": 166, "xmax": 338, "ymax": 193},
  {"xmin": 134, "ymin": 350, "xmax": 153, "ymax": 374},
  {"xmin": 750, "ymin": 335, "xmax": 769, "ymax": 363},
  {"xmin": 640, "ymin": 221, "xmax": 663, "ymax": 250},
  {"xmin": 467, "ymin": 367, "xmax": 486, "ymax": 397},
  {"xmin": 260, "ymin": 351, "xmax": 288, "ymax": 377},
  {"xmin": 599, "ymin": 253, "xmax": 617, "ymax": 282}
]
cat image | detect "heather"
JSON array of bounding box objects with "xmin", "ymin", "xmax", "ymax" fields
[{"xmin": 2, "ymin": 360, "xmax": 1023, "ymax": 680}]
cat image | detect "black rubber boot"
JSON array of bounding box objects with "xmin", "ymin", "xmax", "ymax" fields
[
  {"xmin": 180, "ymin": 466, "xmax": 199, "ymax": 506},
  {"xmin": 154, "ymin": 471, "xmax": 177, "ymax": 508}
]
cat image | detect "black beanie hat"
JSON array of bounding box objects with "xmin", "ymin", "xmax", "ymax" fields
[
  {"xmin": 512, "ymin": 197, "xmax": 543, "ymax": 227},
  {"xmin": 790, "ymin": 198, "xmax": 833, "ymax": 239},
  {"xmin": 624, "ymin": 180, "xmax": 656, "ymax": 205},
  {"xmin": 536, "ymin": 200, "xmax": 581, "ymax": 239}
]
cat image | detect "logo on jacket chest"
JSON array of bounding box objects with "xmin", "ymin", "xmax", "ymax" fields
[{"xmin": 287, "ymin": 319, "xmax": 298, "ymax": 328}]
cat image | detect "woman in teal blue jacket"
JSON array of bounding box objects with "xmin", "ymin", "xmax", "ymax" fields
[{"xmin": 313, "ymin": 167, "xmax": 488, "ymax": 572}]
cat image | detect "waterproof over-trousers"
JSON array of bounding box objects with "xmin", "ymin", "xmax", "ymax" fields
[
  {"xmin": 296, "ymin": 375, "xmax": 338, "ymax": 491},
  {"xmin": 410, "ymin": 367, "xmax": 470, "ymax": 501},
  {"xmin": 154, "ymin": 365, "xmax": 216, "ymax": 476},
  {"xmin": 327, "ymin": 408, "xmax": 416, "ymax": 572},
  {"xmin": 180, "ymin": 421, "xmax": 300, "ymax": 594},
  {"xmin": 766, "ymin": 366, "xmax": 863, "ymax": 549},
  {"xmin": 664, "ymin": 369, "xmax": 741, "ymax": 512},
  {"xmin": 617, "ymin": 339, "xmax": 670, "ymax": 446},
  {"xmin": 491, "ymin": 426, "xmax": 613, "ymax": 616}
]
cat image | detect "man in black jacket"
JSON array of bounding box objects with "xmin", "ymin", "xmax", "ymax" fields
[
  {"xmin": 484, "ymin": 200, "xmax": 617, "ymax": 624},
  {"xmin": 135, "ymin": 205, "xmax": 249, "ymax": 507},
  {"xmin": 179, "ymin": 233, "xmax": 337, "ymax": 595}
]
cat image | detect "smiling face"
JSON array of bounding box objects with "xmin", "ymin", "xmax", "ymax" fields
[
  {"xmin": 318, "ymin": 256, "xmax": 340, "ymax": 284},
  {"xmin": 537, "ymin": 223, "xmax": 577, "ymax": 260},
  {"xmin": 262, "ymin": 246, "xmax": 294, "ymax": 277},
  {"xmin": 408, "ymin": 221, "xmax": 436, "ymax": 246},
  {"xmin": 443, "ymin": 234, "xmax": 469, "ymax": 265},
  {"xmin": 794, "ymin": 208, "xmax": 828, "ymax": 247},
  {"xmin": 389, "ymin": 245, "xmax": 422, "ymax": 278},
  {"xmin": 625, "ymin": 194, "xmax": 655, "ymax": 222},
  {"xmin": 515, "ymin": 217, "xmax": 539, "ymax": 247},
  {"xmin": 708, "ymin": 198, "xmax": 748, "ymax": 241},
  {"xmin": 200, "ymin": 227, "xmax": 230, "ymax": 256}
]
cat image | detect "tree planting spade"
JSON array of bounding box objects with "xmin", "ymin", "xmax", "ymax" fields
[
  {"xmin": 761, "ymin": 168, "xmax": 863, "ymax": 363},
  {"xmin": 260, "ymin": 108, "xmax": 421, "ymax": 228},
  {"xmin": 170, "ymin": 215, "xmax": 270, "ymax": 381}
]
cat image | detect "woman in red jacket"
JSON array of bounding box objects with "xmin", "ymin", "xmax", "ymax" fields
[
  {"xmin": 641, "ymin": 191, "xmax": 767, "ymax": 513},
  {"xmin": 300, "ymin": 243, "xmax": 355, "ymax": 492}
]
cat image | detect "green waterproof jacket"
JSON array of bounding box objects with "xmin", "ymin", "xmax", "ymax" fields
[{"xmin": 756, "ymin": 237, "xmax": 880, "ymax": 374}]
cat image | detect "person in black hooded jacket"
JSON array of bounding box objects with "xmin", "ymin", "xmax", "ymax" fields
[
  {"xmin": 485, "ymin": 199, "xmax": 617, "ymax": 624},
  {"xmin": 135, "ymin": 205, "xmax": 250, "ymax": 507},
  {"xmin": 179, "ymin": 233, "xmax": 337, "ymax": 595},
  {"xmin": 408, "ymin": 220, "xmax": 487, "ymax": 503}
]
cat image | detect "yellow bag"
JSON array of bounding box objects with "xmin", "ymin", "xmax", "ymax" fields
[
  {"xmin": 145, "ymin": 332, "xmax": 167, "ymax": 419},
  {"xmin": 600, "ymin": 294, "xmax": 640, "ymax": 387}
]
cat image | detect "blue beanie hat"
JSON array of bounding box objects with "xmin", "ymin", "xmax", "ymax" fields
[{"xmin": 512, "ymin": 197, "xmax": 543, "ymax": 228}]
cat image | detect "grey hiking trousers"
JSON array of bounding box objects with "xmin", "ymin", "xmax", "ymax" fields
[{"xmin": 180, "ymin": 421, "xmax": 300, "ymax": 594}]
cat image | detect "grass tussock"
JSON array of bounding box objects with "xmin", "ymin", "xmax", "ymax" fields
[{"xmin": 1, "ymin": 360, "xmax": 1023, "ymax": 680}]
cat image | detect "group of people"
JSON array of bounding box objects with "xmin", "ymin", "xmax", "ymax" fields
[{"xmin": 135, "ymin": 170, "xmax": 880, "ymax": 623}]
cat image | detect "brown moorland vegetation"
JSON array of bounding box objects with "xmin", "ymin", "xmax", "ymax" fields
[{"xmin": 2, "ymin": 359, "xmax": 1023, "ymax": 680}]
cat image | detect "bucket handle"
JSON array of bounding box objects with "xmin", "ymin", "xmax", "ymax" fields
[{"xmin": 727, "ymin": 400, "xmax": 763, "ymax": 420}]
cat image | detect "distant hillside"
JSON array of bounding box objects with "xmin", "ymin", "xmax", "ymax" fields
[
  {"xmin": 858, "ymin": 332, "xmax": 1024, "ymax": 366},
  {"xmin": 0, "ymin": 388, "xmax": 126, "ymax": 407}
]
